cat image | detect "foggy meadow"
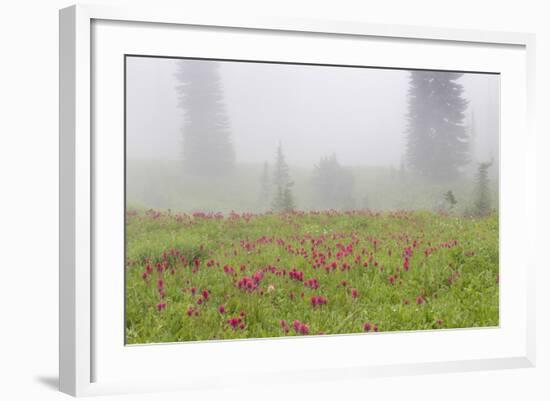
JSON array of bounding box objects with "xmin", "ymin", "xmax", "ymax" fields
[
  {"xmin": 126, "ymin": 57, "xmax": 499, "ymax": 215},
  {"xmin": 124, "ymin": 57, "xmax": 499, "ymax": 343}
]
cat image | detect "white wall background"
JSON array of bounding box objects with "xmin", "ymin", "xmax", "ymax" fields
[{"xmin": 0, "ymin": 0, "xmax": 547, "ymax": 400}]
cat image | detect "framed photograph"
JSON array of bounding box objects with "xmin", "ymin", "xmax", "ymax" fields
[{"xmin": 59, "ymin": 4, "xmax": 536, "ymax": 396}]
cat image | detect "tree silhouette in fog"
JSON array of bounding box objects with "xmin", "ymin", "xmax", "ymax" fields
[
  {"xmin": 474, "ymin": 161, "xmax": 492, "ymax": 216},
  {"xmin": 175, "ymin": 60, "xmax": 235, "ymax": 176},
  {"xmin": 258, "ymin": 161, "xmax": 271, "ymax": 211},
  {"xmin": 405, "ymin": 71, "xmax": 469, "ymax": 180},
  {"xmin": 312, "ymin": 154, "xmax": 355, "ymax": 210},
  {"xmin": 272, "ymin": 143, "xmax": 295, "ymax": 212}
]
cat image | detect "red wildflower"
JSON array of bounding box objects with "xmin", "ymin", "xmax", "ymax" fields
[
  {"xmin": 227, "ymin": 317, "xmax": 242, "ymax": 330},
  {"xmin": 237, "ymin": 276, "xmax": 258, "ymax": 292},
  {"xmin": 156, "ymin": 302, "xmax": 166, "ymax": 312},
  {"xmin": 293, "ymin": 320, "xmax": 301, "ymax": 332},
  {"xmin": 304, "ymin": 278, "xmax": 320, "ymax": 289},
  {"xmin": 416, "ymin": 295, "xmax": 425, "ymax": 305},
  {"xmin": 218, "ymin": 305, "xmax": 226, "ymax": 314},
  {"xmin": 363, "ymin": 322, "xmax": 371, "ymax": 332},
  {"xmin": 201, "ymin": 289, "xmax": 209, "ymax": 301},
  {"xmin": 280, "ymin": 319, "xmax": 289, "ymax": 333},
  {"xmin": 310, "ymin": 295, "xmax": 328, "ymax": 307},
  {"xmin": 351, "ymin": 288, "xmax": 359, "ymax": 298}
]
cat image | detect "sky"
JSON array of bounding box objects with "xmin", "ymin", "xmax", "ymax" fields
[{"xmin": 126, "ymin": 56, "xmax": 499, "ymax": 168}]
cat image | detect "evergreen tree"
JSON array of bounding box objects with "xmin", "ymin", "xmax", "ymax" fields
[
  {"xmin": 312, "ymin": 154, "xmax": 355, "ymax": 210},
  {"xmin": 405, "ymin": 71, "xmax": 469, "ymax": 180},
  {"xmin": 258, "ymin": 161, "xmax": 271, "ymax": 211},
  {"xmin": 444, "ymin": 190, "xmax": 457, "ymax": 210},
  {"xmin": 175, "ymin": 60, "xmax": 235, "ymax": 176},
  {"xmin": 474, "ymin": 161, "xmax": 492, "ymax": 216},
  {"xmin": 272, "ymin": 143, "xmax": 295, "ymax": 212}
]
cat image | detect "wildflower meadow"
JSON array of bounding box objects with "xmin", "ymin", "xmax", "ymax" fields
[{"xmin": 125, "ymin": 208, "xmax": 499, "ymax": 344}]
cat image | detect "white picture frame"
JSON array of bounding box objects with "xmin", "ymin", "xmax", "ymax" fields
[{"xmin": 59, "ymin": 4, "xmax": 536, "ymax": 397}]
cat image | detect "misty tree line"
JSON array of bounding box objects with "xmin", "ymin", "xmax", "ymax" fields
[{"xmin": 175, "ymin": 62, "xmax": 494, "ymax": 215}]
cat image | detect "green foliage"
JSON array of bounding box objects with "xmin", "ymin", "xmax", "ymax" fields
[{"xmin": 125, "ymin": 209, "xmax": 499, "ymax": 344}]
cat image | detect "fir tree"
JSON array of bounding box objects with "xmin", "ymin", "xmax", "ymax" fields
[
  {"xmin": 444, "ymin": 190, "xmax": 457, "ymax": 210},
  {"xmin": 271, "ymin": 143, "xmax": 295, "ymax": 212},
  {"xmin": 405, "ymin": 71, "xmax": 469, "ymax": 180},
  {"xmin": 312, "ymin": 154, "xmax": 355, "ymax": 210},
  {"xmin": 175, "ymin": 60, "xmax": 235, "ymax": 176},
  {"xmin": 474, "ymin": 161, "xmax": 492, "ymax": 216}
]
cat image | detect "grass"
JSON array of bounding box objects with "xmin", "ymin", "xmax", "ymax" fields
[{"xmin": 125, "ymin": 208, "xmax": 499, "ymax": 344}]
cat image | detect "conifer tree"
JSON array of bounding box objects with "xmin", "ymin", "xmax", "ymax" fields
[
  {"xmin": 474, "ymin": 161, "xmax": 492, "ymax": 216},
  {"xmin": 271, "ymin": 143, "xmax": 295, "ymax": 212},
  {"xmin": 312, "ymin": 154, "xmax": 354, "ymax": 210},
  {"xmin": 405, "ymin": 71, "xmax": 469, "ymax": 180},
  {"xmin": 175, "ymin": 60, "xmax": 235, "ymax": 176}
]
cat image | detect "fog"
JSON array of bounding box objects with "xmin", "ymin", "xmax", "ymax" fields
[{"xmin": 126, "ymin": 56, "xmax": 499, "ymax": 213}]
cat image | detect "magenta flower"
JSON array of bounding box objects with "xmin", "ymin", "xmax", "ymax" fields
[
  {"xmin": 201, "ymin": 289, "xmax": 209, "ymax": 301},
  {"xmin": 237, "ymin": 276, "xmax": 258, "ymax": 292},
  {"xmin": 227, "ymin": 316, "xmax": 242, "ymax": 330},
  {"xmin": 293, "ymin": 320, "xmax": 301, "ymax": 332},
  {"xmin": 304, "ymin": 278, "xmax": 320, "ymax": 290},
  {"xmin": 416, "ymin": 295, "xmax": 425, "ymax": 305},
  {"xmin": 218, "ymin": 305, "xmax": 226, "ymax": 314},
  {"xmin": 299, "ymin": 323, "xmax": 309, "ymax": 335},
  {"xmin": 280, "ymin": 319, "xmax": 289, "ymax": 333},
  {"xmin": 351, "ymin": 288, "xmax": 359, "ymax": 298},
  {"xmin": 310, "ymin": 295, "xmax": 328, "ymax": 308},
  {"xmin": 157, "ymin": 279, "xmax": 164, "ymax": 290},
  {"xmin": 363, "ymin": 322, "xmax": 371, "ymax": 332},
  {"xmin": 156, "ymin": 302, "xmax": 166, "ymax": 312}
]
